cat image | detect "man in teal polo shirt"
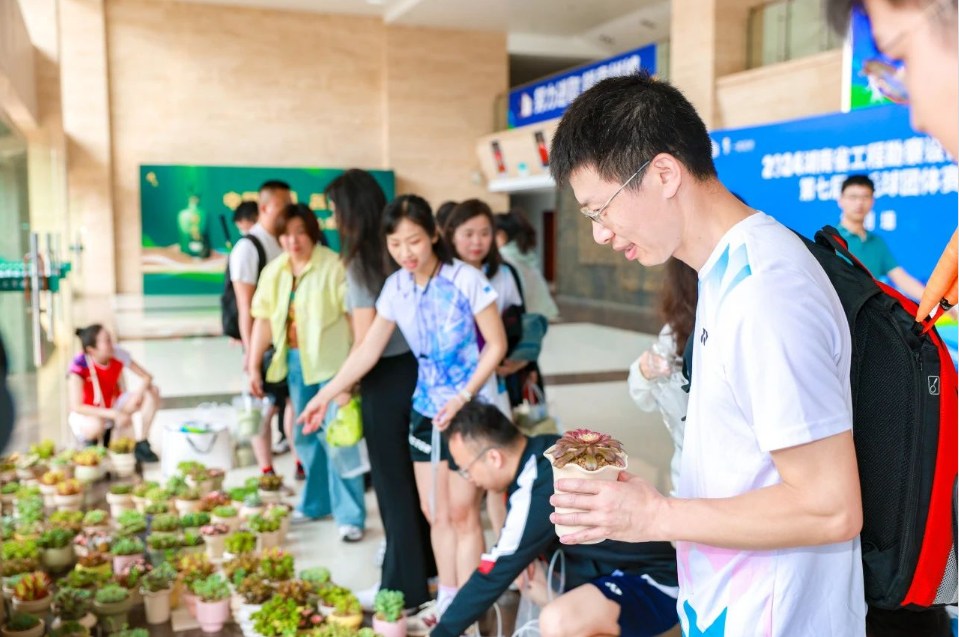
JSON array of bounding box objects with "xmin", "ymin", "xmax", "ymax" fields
[{"xmin": 838, "ymin": 175, "xmax": 926, "ymax": 301}]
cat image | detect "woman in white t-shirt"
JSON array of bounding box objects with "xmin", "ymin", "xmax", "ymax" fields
[{"xmin": 298, "ymin": 195, "xmax": 507, "ymax": 623}]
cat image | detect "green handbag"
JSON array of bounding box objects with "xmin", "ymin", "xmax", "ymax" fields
[{"xmin": 326, "ymin": 397, "xmax": 363, "ymax": 447}]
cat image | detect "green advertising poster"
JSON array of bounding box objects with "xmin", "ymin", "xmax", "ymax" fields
[{"xmin": 140, "ymin": 165, "xmax": 395, "ymax": 295}]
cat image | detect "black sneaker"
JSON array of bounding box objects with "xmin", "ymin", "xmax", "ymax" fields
[{"xmin": 134, "ymin": 440, "xmax": 159, "ymax": 463}]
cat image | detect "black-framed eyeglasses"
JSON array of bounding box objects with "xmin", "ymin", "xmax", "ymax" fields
[
  {"xmin": 579, "ymin": 160, "xmax": 651, "ymax": 226},
  {"xmin": 456, "ymin": 445, "xmax": 499, "ymax": 480}
]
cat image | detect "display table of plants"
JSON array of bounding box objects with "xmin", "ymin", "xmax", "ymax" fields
[{"xmin": 1, "ymin": 444, "xmax": 401, "ymax": 637}]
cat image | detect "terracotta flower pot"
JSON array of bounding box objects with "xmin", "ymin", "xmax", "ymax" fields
[
  {"xmin": 203, "ymin": 534, "xmax": 226, "ymax": 560},
  {"xmin": 108, "ymin": 452, "xmax": 136, "ymax": 478},
  {"xmin": 328, "ymin": 613, "xmax": 364, "ymax": 630},
  {"xmin": 113, "ymin": 553, "xmax": 143, "ymax": 574},
  {"xmin": 54, "ymin": 491, "xmax": 84, "ymax": 512},
  {"xmin": 196, "ymin": 598, "xmax": 230, "ymax": 633},
  {"xmin": 0, "ymin": 618, "xmax": 44, "ymax": 637},
  {"xmin": 373, "ymin": 616, "xmax": 408, "ymax": 637},
  {"xmin": 40, "ymin": 545, "xmax": 75, "ymax": 571},
  {"xmin": 12, "ymin": 592, "xmax": 52, "ymax": 616},
  {"xmin": 543, "ymin": 448, "xmax": 628, "ymax": 545},
  {"xmin": 142, "ymin": 588, "xmax": 172, "ymax": 624}
]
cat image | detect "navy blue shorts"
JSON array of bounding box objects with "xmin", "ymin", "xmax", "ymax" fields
[
  {"xmin": 409, "ymin": 409, "xmax": 456, "ymax": 468},
  {"xmin": 591, "ymin": 571, "xmax": 679, "ymax": 637}
]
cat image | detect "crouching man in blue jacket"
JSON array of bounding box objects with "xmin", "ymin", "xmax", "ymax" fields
[{"xmin": 430, "ymin": 401, "xmax": 679, "ymax": 637}]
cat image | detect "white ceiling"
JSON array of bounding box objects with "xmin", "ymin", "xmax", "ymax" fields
[{"xmin": 144, "ymin": 0, "xmax": 670, "ymax": 58}]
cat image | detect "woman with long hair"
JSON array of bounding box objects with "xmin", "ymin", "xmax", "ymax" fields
[
  {"xmin": 627, "ymin": 257, "xmax": 698, "ymax": 496},
  {"xmin": 324, "ymin": 169, "xmax": 436, "ymax": 608},
  {"xmin": 494, "ymin": 208, "xmax": 559, "ymax": 320},
  {"xmin": 298, "ymin": 195, "xmax": 507, "ymax": 627}
]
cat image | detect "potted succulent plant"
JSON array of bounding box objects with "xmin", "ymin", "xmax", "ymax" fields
[
  {"xmin": 55, "ymin": 568, "xmax": 111, "ymax": 594},
  {"xmin": 544, "ymin": 429, "xmax": 628, "ymax": 543},
  {"xmin": 111, "ymin": 536, "xmax": 145, "ymax": 574},
  {"xmin": 180, "ymin": 511, "xmax": 210, "ymax": 532},
  {"xmin": 29, "ymin": 440, "xmax": 56, "ymax": 461},
  {"xmin": 92, "ymin": 584, "xmax": 132, "ymax": 634},
  {"xmin": 71, "ymin": 450, "xmax": 101, "ymax": 484},
  {"xmin": 300, "ymin": 567, "xmax": 331, "ymax": 590},
  {"xmin": 38, "ymin": 470, "xmax": 65, "ymax": 508},
  {"xmin": 15, "ymin": 454, "xmax": 44, "ymax": 483},
  {"xmin": 179, "ymin": 531, "xmax": 205, "ymax": 556},
  {"xmin": 47, "ymin": 510, "xmax": 83, "ymax": 535},
  {"xmin": 373, "ymin": 589, "xmax": 407, "ymax": 637},
  {"xmin": 11, "ymin": 572, "xmax": 52, "ymax": 615},
  {"xmin": 150, "ymin": 512, "xmax": 179, "ymax": 533},
  {"xmin": 106, "ymin": 484, "xmax": 134, "ymax": 518},
  {"xmin": 38, "ymin": 526, "xmax": 77, "ymax": 571},
  {"xmin": 249, "ymin": 514, "xmax": 281, "ymax": 550},
  {"xmin": 276, "ymin": 579, "xmax": 314, "ymax": 606},
  {"xmin": 240, "ymin": 492, "xmax": 264, "ymax": 520},
  {"xmin": 207, "ymin": 468, "xmax": 225, "ymax": 492},
  {"xmin": 199, "ymin": 523, "xmax": 229, "ymax": 560},
  {"xmin": 184, "ymin": 466, "xmax": 213, "ymax": 496},
  {"xmin": 223, "ymin": 531, "xmax": 256, "ymax": 560},
  {"xmin": 211, "ymin": 505, "xmax": 240, "ymax": 532},
  {"xmin": 250, "ymin": 596, "xmax": 301, "ymax": 637},
  {"xmin": 54, "ymin": 479, "xmax": 84, "ymax": 512},
  {"xmin": 201, "ymin": 489, "xmax": 229, "ymax": 513},
  {"xmin": 0, "ymin": 481, "xmax": 19, "ymax": 513},
  {"xmin": 257, "ymin": 474, "xmax": 284, "ymax": 505},
  {"xmin": 107, "ymin": 437, "xmax": 137, "ymax": 478},
  {"xmin": 265, "ymin": 503, "xmax": 292, "ymax": 542},
  {"xmin": 223, "ymin": 553, "xmax": 259, "ymax": 588},
  {"xmin": 143, "ymin": 501, "xmax": 170, "ymax": 520},
  {"xmin": 50, "ymin": 449, "xmax": 76, "ymax": 479},
  {"xmin": 72, "ymin": 530, "xmax": 111, "ymax": 559},
  {"xmin": 114, "ymin": 558, "xmax": 151, "ymax": 607},
  {"xmin": 228, "ymin": 487, "xmax": 250, "ymax": 509},
  {"xmin": 234, "ymin": 575, "xmax": 273, "ymax": 626},
  {"xmin": 80, "ymin": 509, "xmax": 109, "ymax": 534},
  {"xmin": 317, "ymin": 585, "xmax": 350, "ymax": 617},
  {"xmin": 258, "ymin": 548, "xmax": 294, "ymax": 582},
  {"xmin": 175, "ymin": 553, "xmax": 214, "ymax": 617},
  {"xmin": 146, "ymin": 533, "xmax": 180, "ymax": 566},
  {"xmin": 329, "ymin": 592, "xmax": 363, "ymax": 630},
  {"xmin": 174, "ymin": 487, "xmax": 202, "ymax": 515},
  {"xmin": 52, "ymin": 586, "xmax": 95, "ymax": 631},
  {"xmin": 115, "ymin": 510, "xmax": 147, "ymax": 540},
  {"xmin": 192, "ymin": 574, "xmax": 231, "ymax": 633},
  {"xmin": 0, "ymin": 613, "xmax": 44, "ymax": 637},
  {"xmin": 47, "ymin": 620, "xmax": 90, "ymax": 637},
  {"xmin": 75, "ymin": 551, "xmax": 112, "ymax": 580},
  {"xmin": 131, "ymin": 482, "xmax": 158, "ymax": 514},
  {"xmin": 140, "ymin": 562, "xmax": 176, "ymax": 624}
]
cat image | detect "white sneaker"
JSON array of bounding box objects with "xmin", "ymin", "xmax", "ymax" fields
[
  {"xmin": 355, "ymin": 581, "xmax": 380, "ymax": 611},
  {"xmin": 338, "ymin": 525, "xmax": 364, "ymax": 543},
  {"xmin": 272, "ymin": 438, "xmax": 291, "ymax": 455},
  {"xmin": 373, "ymin": 538, "xmax": 386, "ymax": 567},
  {"xmin": 290, "ymin": 510, "xmax": 318, "ymax": 525}
]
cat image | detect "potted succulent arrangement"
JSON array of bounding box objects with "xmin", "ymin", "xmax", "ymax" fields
[
  {"xmin": 140, "ymin": 562, "xmax": 176, "ymax": 625},
  {"xmin": 0, "ymin": 613, "xmax": 44, "ymax": 637},
  {"xmin": 175, "ymin": 553, "xmax": 214, "ymax": 618},
  {"xmin": 131, "ymin": 482, "xmax": 158, "ymax": 514},
  {"xmin": 146, "ymin": 532, "xmax": 180, "ymax": 566},
  {"xmin": 15, "ymin": 454, "xmax": 44, "ymax": 483},
  {"xmin": 179, "ymin": 531, "xmax": 205, "ymax": 556},
  {"xmin": 201, "ymin": 490, "xmax": 230, "ymax": 513},
  {"xmin": 234, "ymin": 575, "xmax": 273, "ymax": 627},
  {"xmin": 106, "ymin": 484, "xmax": 135, "ymax": 518},
  {"xmin": 228, "ymin": 487, "xmax": 251, "ymax": 509},
  {"xmin": 92, "ymin": 584, "xmax": 132, "ymax": 634},
  {"xmin": 276, "ymin": 579, "xmax": 313, "ymax": 605},
  {"xmin": 250, "ymin": 596, "xmax": 302, "ymax": 637},
  {"xmin": 207, "ymin": 468, "xmax": 225, "ymax": 492},
  {"xmin": 257, "ymin": 474, "xmax": 284, "ymax": 505},
  {"xmin": 55, "ymin": 568, "xmax": 110, "ymax": 594},
  {"xmin": 300, "ymin": 567, "xmax": 331, "ymax": 590},
  {"xmin": 0, "ymin": 481, "xmax": 19, "ymax": 514},
  {"xmin": 38, "ymin": 526, "xmax": 77, "ymax": 571},
  {"xmin": 38, "ymin": 470, "xmax": 65, "ymax": 508},
  {"xmin": 54, "ymin": 479, "xmax": 84, "ymax": 512},
  {"xmin": 11, "ymin": 572, "xmax": 53, "ymax": 615},
  {"xmin": 180, "ymin": 511, "xmax": 211, "ymax": 532},
  {"xmin": 72, "ymin": 530, "xmax": 111, "ymax": 559},
  {"xmin": 199, "ymin": 523, "xmax": 229, "ymax": 560},
  {"xmin": 48, "ymin": 510, "xmax": 83, "ymax": 535},
  {"xmin": 316, "ymin": 585, "xmax": 350, "ymax": 617},
  {"xmin": 174, "ymin": 487, "xmax": 203, "ymax": 515},
  {"xmin": 76, "ymin": 550, "xmax": 112, "ymax": 579},
  {"xmin": 211, "ymin": 505, "xmax": 240, "ymax": 533},
  {"xmin": 111, "ymin": 536, "xmax": 145, "ymax": 574},
  {"xmin": 71, "ymin": 450, "xmax": 101, "ymax": 484},
  {"xmin": 265, "ymin": 503, "xmax": 292, "ymax": 542},
  {"xmin": 52, "ymin": 586, "xmax": 95, "ymax": 631},
  {"xmin": 2, "ymin": 545, "xmax": 39, "ymax": 593},
  {"xmin": 80, "ymin": 510, "xmax": 109, "ymax": 534},
  {"xmin": 150, "ymin": 512, "xmax": 180, "ymax": 534},
  {"xmin": 223, "ymin": 531, "xmax": 256, "ymax": 561},
  {"xmin": 47, "ymin": 620, "xmax": 90, "ymax": 637},
  {"xmin": 114, "ymin": 559, "xmax": 151, "ymax": 607},
  {"xmin": 258, "ymin": 548, "xmax": 294, "ymax": 583},
  {"xmin": 240, "ymin": 492, "xmax": 264, "ymax": 520},
  {"xmin": 115, "ymin": 510, "xmax": 147, "ymax": 540},
  {"xmin": 328, "ymin": 592, "xmax": 363, "ymax": 630},
  {"xmin": 249, "ymin": 514, "xmax": 281, "ymax": 550},
  {"xmin": 143, "ymin": 501, "xmax": 170, "ymax": 521},
  {"xmin": 107, "ymin": 437, "xmax": 137, "ymax": 478},
  {"xmin": 184, "ymin": 464, "xmax": 213, "ymax": 495},
  {"xmin": 192, "ymin": 574, "xmax": 231, "ymax": 633},
  {"xmin": 223, "ymin": 553, "xmax": 259, "ymax": 588},
  {"xmin": 48, "ymin": 449, "xmax": 76, "ymax": 479},
  {"xmin": 544, "ymin": 429, "xmax": 628, "ymax": 543},
  {"xmin": 29, "ymin": 440, "xmax": 56, "ymax": 461},
  {"xmin": 373, "ymin": 589, "xmax": 407, "ymax": 637}
]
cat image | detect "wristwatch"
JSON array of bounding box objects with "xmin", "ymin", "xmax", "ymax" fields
[{"xmin": 458, "ymin": 389, "xmax": 473, "ymax": 403}]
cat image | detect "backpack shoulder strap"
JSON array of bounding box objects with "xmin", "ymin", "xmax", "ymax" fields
[
  {"xmin": 244, "ymin": 234, "xmax": 267, "ymax": 276},
  {"xmin": 502, "ymin": 261, "xmax": 527, "ymax": 312}
]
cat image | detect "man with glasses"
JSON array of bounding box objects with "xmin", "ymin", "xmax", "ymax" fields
[
  {"xmin": 547, "ymin": 72, "xmax": 866, "ymax": 636},
  {"xmin": 430, "ymin": 400, "xmax": 679, "ymax": 637}
]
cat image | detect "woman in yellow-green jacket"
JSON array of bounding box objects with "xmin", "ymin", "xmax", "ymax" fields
[{"xmin": 248, "ymin": 204, "xmax": 365, "ymax": 540}]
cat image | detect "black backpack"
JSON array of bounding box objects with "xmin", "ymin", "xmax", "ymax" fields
[
  {"xmin": 221, "ymin": 234, "xmax": 266, "ymax": 340},
  {"xmin": 684, "ymin": 225, "xmax": 958, "ymax": 611}
]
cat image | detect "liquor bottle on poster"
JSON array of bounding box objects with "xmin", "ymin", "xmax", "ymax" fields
[{"xmin": 177, "ymin": 192, "xmax": 210, "ymax": 259}]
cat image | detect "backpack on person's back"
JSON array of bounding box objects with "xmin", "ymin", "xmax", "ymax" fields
[{"xmin": 221, "ymin": 234, "xmax": 266, "ymax": 340}]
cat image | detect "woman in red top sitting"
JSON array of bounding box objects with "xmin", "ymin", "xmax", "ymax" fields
[{"xmin": 67, "ymin": 324, "xmax": 160, "ymax": 462}]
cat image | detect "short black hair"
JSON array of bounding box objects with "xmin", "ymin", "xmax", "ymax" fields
[
  {"xmin": 494, "ymin": 208, "xmax": 536, "ymax": 254},
  {"xmin": 233, "ymin": 201, "xmax": 258, "ymax": 224},
  {"xmin": 276, "ymin": 203, "xmax": 323, "ymax": 245},
  {"xmin": 445, "ymin": 400, "xmax": 522, "ymax": 448},
  {"xmin": 435, "ymin": 201, "xmax": 457, "ymax": 230},
  {"xmin": 550, "ymin": 72, "xmax": 717, "ymax": 189},
  {"xmin": 842, "ymin": 174, "xmax": 875, "ymax": 194},
  {"xmin": 259, "ymin": 180, "xmax": 291, "ymax": 194},
  {"xmin": 75, "ymin": 324, "xmax": 104, "ymax": 352},
  {"xmin": 383, "ymin": 194, "xmax": 453, "ymax": 265}
]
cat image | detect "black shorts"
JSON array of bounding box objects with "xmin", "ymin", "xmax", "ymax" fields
[
  {"xmin": 591, "ymin": 571, "xmax": 679, "ymax": 637},
  {"xmin": 408, "ymin": 409, "xmax": 455, "ymax": 468}
]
